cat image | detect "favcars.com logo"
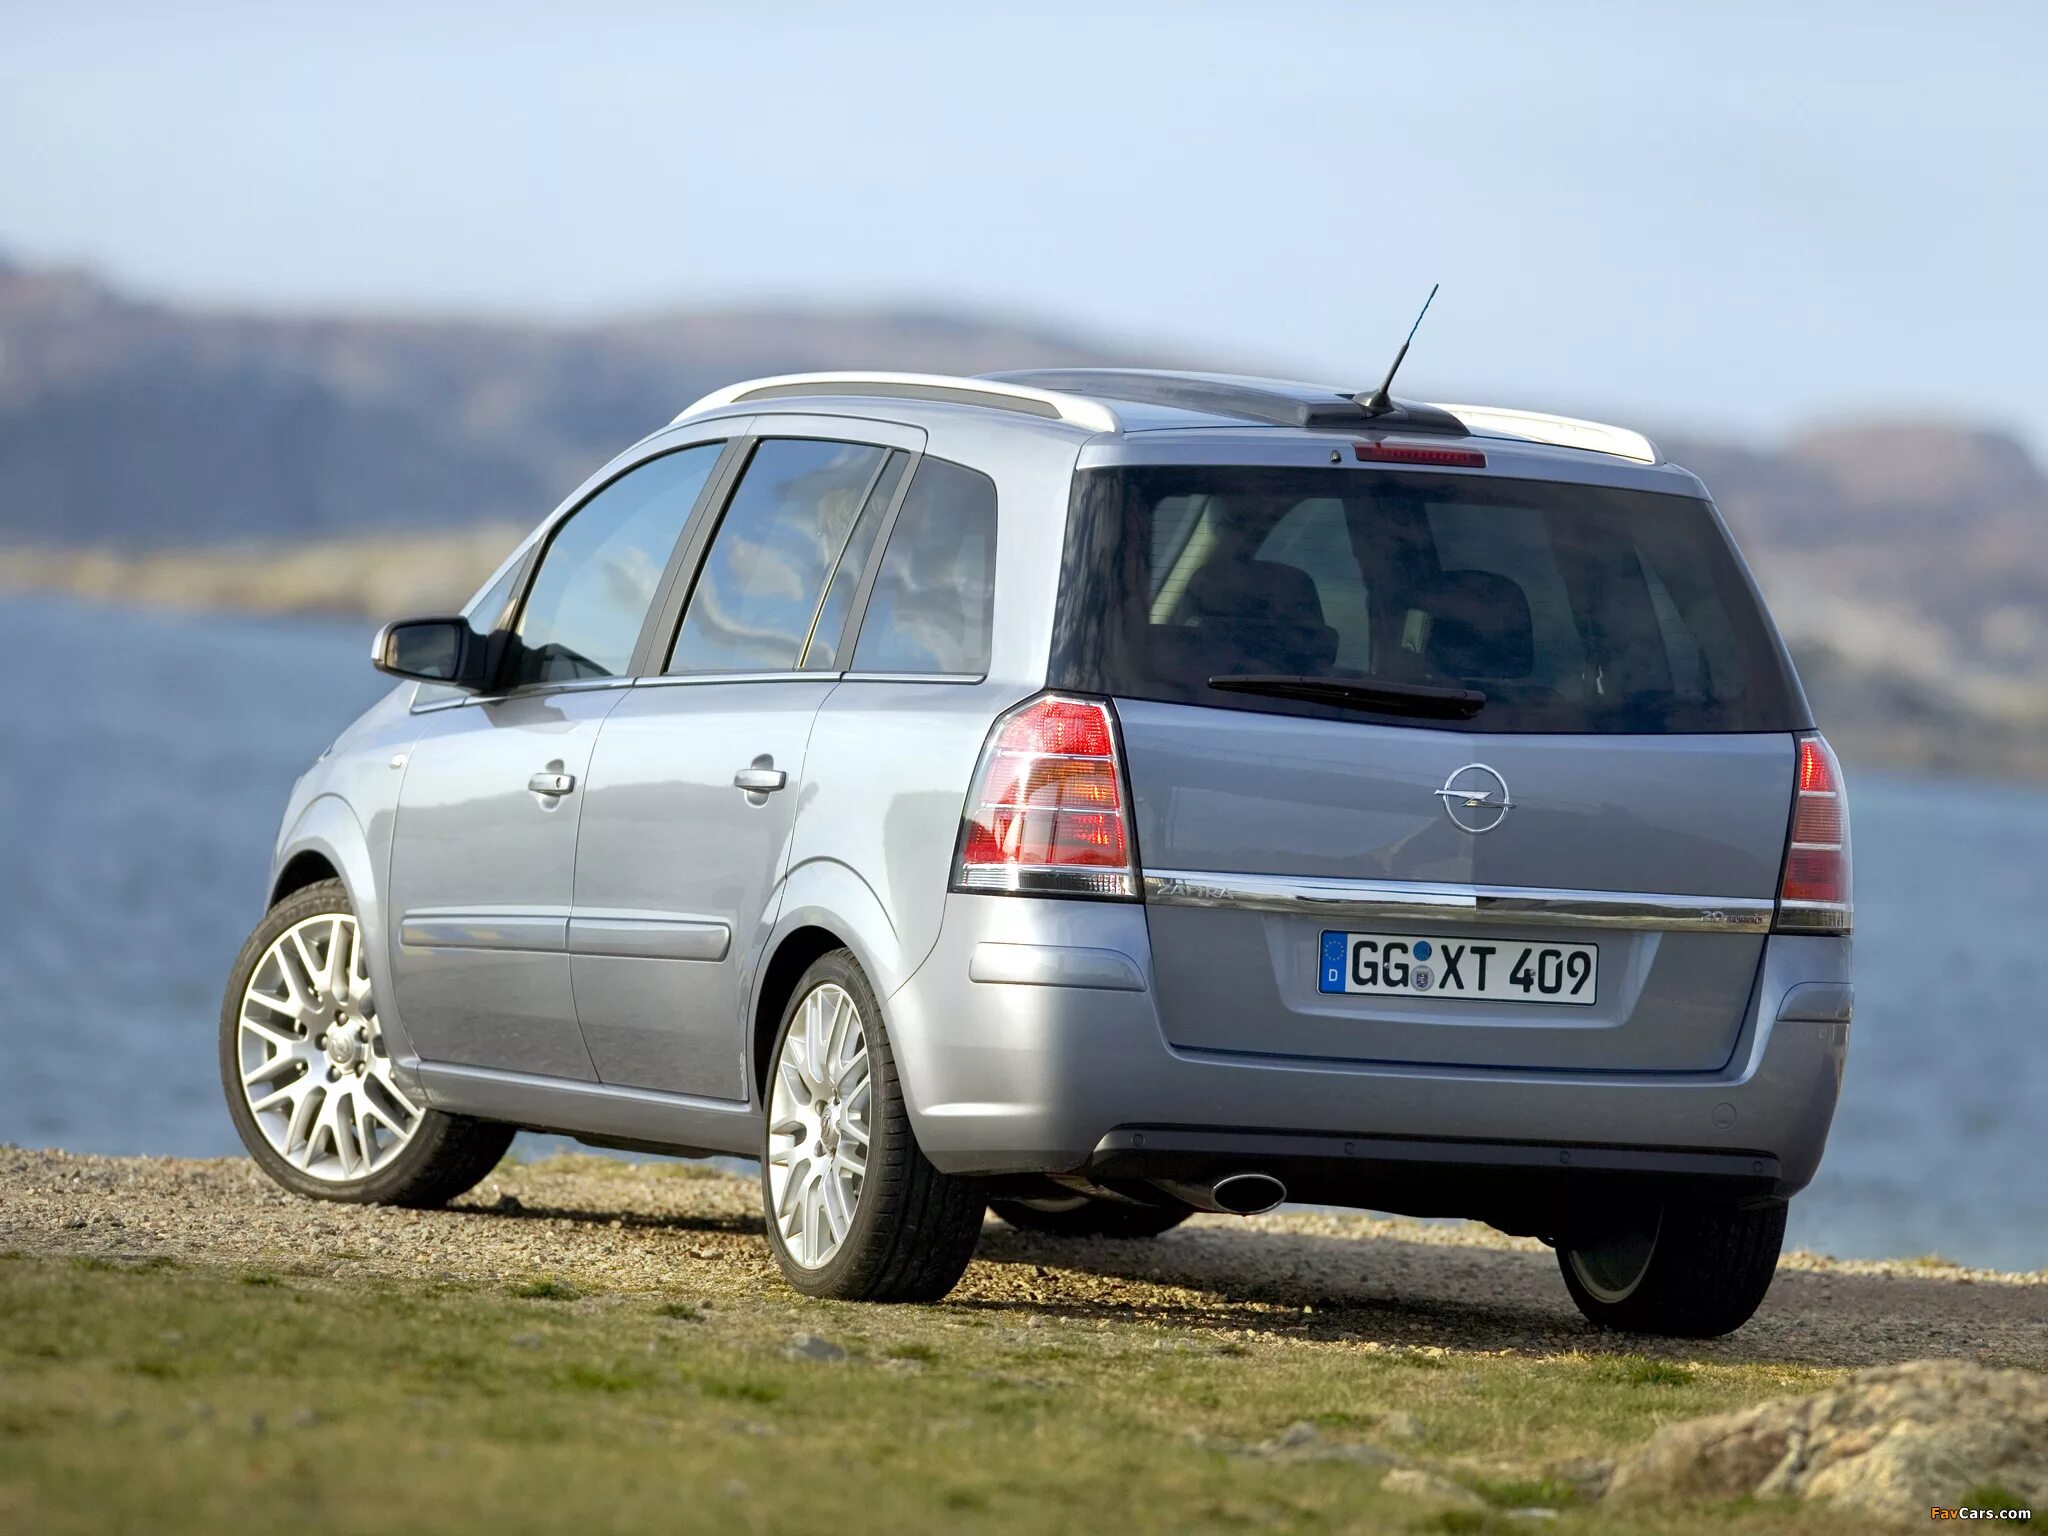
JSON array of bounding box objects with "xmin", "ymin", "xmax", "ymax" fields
[{"xmin": 1930, "ymin": 1505, "xmax": 2033, "ymax": 1522}]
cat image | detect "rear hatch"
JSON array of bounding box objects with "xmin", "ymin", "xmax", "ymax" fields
[{"xmin": 1051, "ymin": 454, "xmax": 1808, "ymax": 1073}]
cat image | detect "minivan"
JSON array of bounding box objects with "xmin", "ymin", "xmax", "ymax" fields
[{"xmin": 220, "ymin": 369, "xmax": 1851, "ymax": 1336}]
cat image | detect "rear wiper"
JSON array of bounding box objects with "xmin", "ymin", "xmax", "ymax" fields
[{"xmin": 1207, "ymin": 674, "xmax": 1486, "ymax": 719}]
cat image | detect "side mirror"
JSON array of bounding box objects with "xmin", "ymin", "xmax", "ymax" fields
[{"xmin": 372, "ymin": 617, "xmax": 487, "ymax": 689}]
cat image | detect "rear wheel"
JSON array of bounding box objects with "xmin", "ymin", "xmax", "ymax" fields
[
  {"xmin": 989, "ymin": 1194, "xmax": 1193, "ymax": 1239},
  {"xmin": 761, "ymin": 950, "xmax": 984, "ymax": 1301},
  {"xmin": 220, "ymin": 879, "xmax": 514, "ymax": 1207},
  {"xmin": 1557, "ymin": 1200, "xmax": 1786, "ymax": 1337}
]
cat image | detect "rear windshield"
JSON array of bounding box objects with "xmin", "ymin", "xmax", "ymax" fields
[{"xmin": 1049, "ymin": 465, "xmax": 1807, "ymax": 734}]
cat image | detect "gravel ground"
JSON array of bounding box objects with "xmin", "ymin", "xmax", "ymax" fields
[{"xmin": 3, "ymin": 1146, "xmax": 2042, "ymax": 1369}]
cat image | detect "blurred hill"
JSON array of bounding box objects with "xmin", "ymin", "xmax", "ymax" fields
[
  {"xmin": 0, "ymin": 254, "xmax": 1136, "ymax": 546},
  {"xmin": 2, "ymin": 256, "xmax": 2043, "ymax": 778}
]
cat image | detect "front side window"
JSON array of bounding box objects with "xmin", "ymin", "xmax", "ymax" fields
[
  {"xmin": 465, "ymin": 550, "xmax": 527, "ymax": 633},
  {"xmin": 506, "ymin": 444, "xmax": 723, "ymax": 688},
  {"xmin": 849, "ymin": 457, "xmax": 996, "ymax": 675},
  {"xmin": 669, "ymin": 438, "xmax": 889, "ymax": 674}
]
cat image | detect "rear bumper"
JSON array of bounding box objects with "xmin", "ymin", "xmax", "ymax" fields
[
  {"xmin": 886, "ymin": 895, "xmax": 1850, "ymax": 1209},
  {"xmin": 1082, "ymin": 1129, "xmax": 1782, "ymax": 1230}
]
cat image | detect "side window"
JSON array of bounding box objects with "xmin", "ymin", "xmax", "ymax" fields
[
  {"xmin": 507, "ymin": 444, "xmax": 723, "ymax": 688},
  {"xmin": 802, "ymin": 452, "xmax": 907, "ymax": 672},
  {"xmin": 412, "ymin": 551, "xmax": 532, "ymax": 707},
  {"xmin": 1257, "ymin": 498, "xmax": 1371, "ymax": 672},
  {"xmin": 850, "ymin": 457, "xmax": 996, "ymax": 676},
  {"xmin": 1642, "ymin": 559, "xmax": 1704, "ymax": 692},
  {"xmin": 465, "ymin": 552, "xmax": 527, "ymax": 633},
  {"xmin": 669, "ymin": 438, "xmax": 889, "ymax": 674},
  {"xmin": 1148, "ymin": 495, "xmax": 1218, "ymax": 623},
  {"xmin": 1423, "ymin": 502, "xmax": 1587, "ymax": 693}
]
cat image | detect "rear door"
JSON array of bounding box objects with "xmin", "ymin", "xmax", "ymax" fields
[
  {"xmin": 387, "ymin": 437, "xmax": 733, "ymax": 1078},
  {"xmin": 569, "ymin": 422, "xmax": 922, "ymax": 1100},
  {"xmin": 1054, "ymin": 459, "xmax": 1807, "ymax": 1072}
]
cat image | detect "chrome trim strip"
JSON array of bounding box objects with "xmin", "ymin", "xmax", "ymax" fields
[
  {"xmin": 567, "ymin": 914, "xmax": 731, "ymax": 962},
  {"xmin": 1142, "ymin": 871, "xmax": 1774, "ymax": 933},
  {"xmin": 398, "ymin": 912, "xmax": 567, "ymax": 952},
  {"xmin": 633, "ymin": 671, "xmax": 841, "ymax": 688}
]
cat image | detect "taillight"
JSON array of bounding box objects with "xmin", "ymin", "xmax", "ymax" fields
[
  {"xmin": 951, "ymin": 694, "xmax": 1138, "ymax": 899},
  {"xmin": 1774, "ymin": 733, "xmax": 1852, "ymax": 934}
]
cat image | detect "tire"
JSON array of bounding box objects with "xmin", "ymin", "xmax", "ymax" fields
[
  {"xmin": 989, "ymin": 1195, "xmax": 1193, "ymax": 1238},
  {"xmin": 220, "ymin": 879, "xmax": 514, "ymax": 1207},
  {"xmin": 760, "ymin": 949, "xmax": 984, "ymax": 1301},
  {"xmin": 1557, "ymin": 1200, "xmax": 1787, "ymax": 1338}
]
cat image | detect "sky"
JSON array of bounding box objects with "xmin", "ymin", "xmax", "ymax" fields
[{"xmin": 3, "ymin": 0, "xmax": 2044, "ymax": 451}]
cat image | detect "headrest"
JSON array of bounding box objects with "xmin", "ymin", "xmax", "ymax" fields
[
  {"xmin": 1181, "ymin": 558, "xmax": 1338, "ymax": 676},
  {"xmin": 1185, "ymin": 558, "xmax": 1329, "ymax": 629},
  {"xmin": 1408, "ymin": 569, "xmax": 1535, "ymax": 679}
]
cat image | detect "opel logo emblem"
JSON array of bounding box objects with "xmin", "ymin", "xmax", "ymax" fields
[{"xmin": 1434, "ymin": 763, "xmax": 1514, "ymax": 834}]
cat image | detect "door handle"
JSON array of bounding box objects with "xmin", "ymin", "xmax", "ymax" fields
[
  {"xmin": 732, "ymin": 767, "xmax": 788, "ymax": 793},
  {"xmin": 528, "ymin": 771, "xmax": 577, "ymax": 797}
]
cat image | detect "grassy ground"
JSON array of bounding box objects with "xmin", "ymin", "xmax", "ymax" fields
[
  {"xmin": 4, "ymin": 1152, "xmax": 2036, "ymax": 1535},
  {"xmin": 0, "ymin": 1252, "xmax": 1859, "ymax": 1536}
]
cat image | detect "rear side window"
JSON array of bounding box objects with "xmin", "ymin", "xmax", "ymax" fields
[
  {"xmin": 802, "ymin": 453, "xmax": 907, "ymax": 672},
  {"xmin": 850, "ymin": 457, "xmax": 996, "ymax": 676},
  {"xmin": 1050, "ymin": 465, "xmax": 1805, "ymax": 734},
  {"xmin": 507, "ymin": 443, "xmax": 723, "ymax": 687},
  {"xmin": 669, "ymin": 438, "xmax": 889, "ymax": 674}
]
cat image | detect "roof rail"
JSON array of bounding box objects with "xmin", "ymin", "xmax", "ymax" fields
[
  {"xmin": 673, "ymin": 372, "xmax": 1122, "ymax": 433},
  {"xmin": 989, "ymin": 368, "xmax": 1466, "ymax": 435},
  {"xmin": 1433, "ymin": 404, "xmax": 1659, "ymax": 465}
]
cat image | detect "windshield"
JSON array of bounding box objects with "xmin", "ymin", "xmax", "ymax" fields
[{"xmin": 1049, "ymin": 465, "xmax": 1808, "ymax": 734}]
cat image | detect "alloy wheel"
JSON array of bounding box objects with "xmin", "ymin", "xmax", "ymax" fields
[
  {"xmin": 236, "ymin": 913, "xmax": 422, "ymax": 1181},
  {"xmin": 767, "ymin": 981, "xmax": 872, "ymax": 1268},
  {"xmin": 1566, "ymin": 1210, "xmax": 1664, "ymax": 1303}
]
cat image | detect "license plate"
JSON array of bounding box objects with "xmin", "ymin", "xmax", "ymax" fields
[{"xmin": 1319, "ymin": 931, "xmax": 1597, "ymax": 1006}]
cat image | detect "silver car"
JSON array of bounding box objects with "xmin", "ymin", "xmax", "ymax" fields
[{"xmin": 220, "ymin": 369, "xmax": 1851, "ymax": 1336}]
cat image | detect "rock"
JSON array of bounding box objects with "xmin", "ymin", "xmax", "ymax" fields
[
  {"xmin": 782, "ymin": 1333, "xmax": 847, "ymax": 1363},
  {"xmin": 1376, "ymin": 1410, "xmax": 1426, "ymax": 1443},
  {"xmin": 1274, "ymin": 1420, "xmax": 1320, "ymax": 1450},
  {"xmin": 1249, "ymin": 1420, "xmax": 1399, "ymax": 1468},
  {"xmin": 1605, "ymin": 1360, "xmax": 2048, "ymax": 1524},
  {"xmin": 1380, "ymin": 1468, "xmax": 1486, "ymax": 1510}
]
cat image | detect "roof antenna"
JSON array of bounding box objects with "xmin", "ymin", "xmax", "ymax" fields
[{"xmin": 1356, "ymin": 283, "xmax": 1439, "ymax": 418}]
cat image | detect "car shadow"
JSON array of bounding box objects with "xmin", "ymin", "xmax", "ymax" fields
[
  {"xmin": 440, "ymin": 1172, "xmax": 2044, "ymax": 1371},
  {"xmin": 962, "ymin": 1221, "xmax": 2048, "ymax": 1370},
  {"xmin": 452, "ymin": 1194, "xmax": 765, "ymax": 1238}
]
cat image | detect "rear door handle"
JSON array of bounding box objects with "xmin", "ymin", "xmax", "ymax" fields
[
  {"xmin": 528, "ymin": 771, "xmax": 577, "ymax": 796},
  {"xmin": 733, "ymin": 767, "xmax": 788, "ymax": 793}
]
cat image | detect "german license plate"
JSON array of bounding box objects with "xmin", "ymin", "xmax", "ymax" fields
[{"xmin": 1319, "ymin": 931, "xmax": 1597, "ymax": 1006}]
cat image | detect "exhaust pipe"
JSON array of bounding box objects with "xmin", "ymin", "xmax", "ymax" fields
[
  {"xmin": 1154, "ymin": 1172, "xmax": 1288, "ymax": 1216},
  {"xmin": 1212, "ymin": 1172, "xmax": 1287, "ymax": 1214}
]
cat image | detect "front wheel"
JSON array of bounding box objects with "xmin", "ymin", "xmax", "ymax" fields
[
  {"xmin": 220, "ymin": 879, "xmax": 514, "ymax": 1206},
  {"xmin": 761, "ymin": 950, "xmax": 984, "ymax": 1301},
  {"xmin": 1557, "ymin": 1200, "xmax": 1787, "ymax": 1337}
]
